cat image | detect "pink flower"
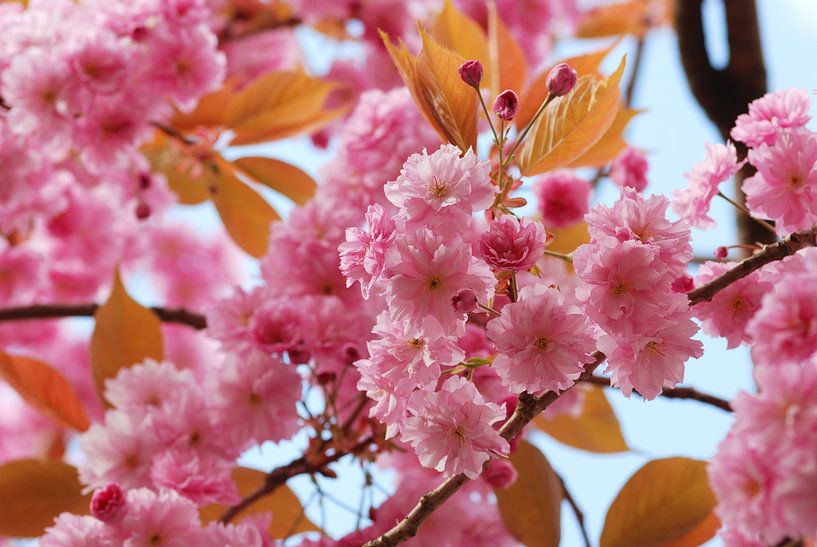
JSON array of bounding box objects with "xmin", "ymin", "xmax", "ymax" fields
[
  {"xmin": 479, "ymin": 215, "xmax": 545, "ymax": 271},
  {"xmin": 487, "ymin": 284, "xmax": 595, "ymax": 394},
  {"xmin": 42, "ymin": 514, "xmax": 115, "ymax": 547},
  {"xmin": 610, "ymin": 147, "xmax": 648, "ymax": 192},
  {"xmin": 747, "ymin": 270, "xmax": 817, "ymax": 366},
  {"xmin": 200, "ymin": 522, "xmax": 263, "ymax": 547},
  {"xmin": 356, "ymin": 355, "xmax": 416, "ymax": 439},
  {"xmin": 119, "ymin": 488, "xmax": 202, "ymax": 546},
  {"xmin": 339, "ymin": 204, "xmax": 396, "ymax": 299},
  {"xmin": 104, "ymin": 359, "xmax": 195, "ymax": 417},
  {"xmin": 731, "ymin": 88, "xmax": 811, "ymax": 148},
  {"xmin": 672, "ymin": 142, "xmax": 745, "ymax": 230},
  {"xmin": 205, "ymin": 287, "xmax": 263, "ymax": 354},
  {"xmin": 69, "ymin": 35, "xmax": 129, "ymax": 94},
  {"xmin": 384, "ymin": 144, "xmax": 494, "ymax": 235},
  {"xmin": 534, "ymin": 170, "xmax": 591, "ymax": 228},
  {"xmin": 151, "ymin": 448, "xmax": 240, "ymax": 506},
  {"xmin": 79, "ymin": 410, "xmax": 156, "ymax": 490},
  {"xmin": 249, "ymin": 298, "xmax": 304, "ymax": 354},
  {"xmin": 743, "ymin": 128, "xmax": 817, "ymax": 235},
  {"xmin": 211, "ymin": 352, "xmax": 301, "ymax": 448},
  {"xmin": 402, "ymin": 376, "xmax": 509, "ymax": 479},
  {"xmin": 91, "ymin": 483, "xmax": 126, "ymax": 524},
  {"xmin": 384, "ymin": 229, "xmax": 494, "ymax": 332},
  {"xmin": 598, "ymin": 309, "xmax": 703, "ymax": 400},
  {"xmin": 693, "ymin": 262, "xmax": 771, "ymax": 348},
  {"xmin": 482, "ymin": 459, "xmax": 518, "ymax": 489}
]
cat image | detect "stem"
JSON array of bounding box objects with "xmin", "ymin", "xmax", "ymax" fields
[
  {"xmin": 477, "ymin": 303, "xmax": 501, "ymax": 317},
  {"xmin": 559, "ymin": 476, "xmax": 591, "ymax": 547},
  {"xmin": 542, "ymin": 249, "xmax": 573, "ymax": 262},
  {"xmin": 476, "ymin": 90, "xmax": 501, "ymax": 148},
  {"xmin": 151, "ymin": 121, "xmax": 196, "ymax": 146},
  {"xmin": 497, "ymin": 119, "xmax": 506, "ymax": 193},
  {"xmin": 508, "ymin": 271, "xmax": 519, "ymax": 303},
  {"xmin": 502, "ymin": 94, "xmax": 555, "ymax": 169},
  {"xmin": 625, "ymin": 37, "xmax": 646, "ymax": 107},
  {"xmin": 586, "ymin": 375, "xmax": 732, "ymax": 412},
  {"xmin": 717, "ymin": 192, "xmax": 777, "ymax": 236}
]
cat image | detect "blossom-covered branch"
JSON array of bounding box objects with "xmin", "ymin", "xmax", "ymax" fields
[{"xmin": 0, "ymin": 304, "xmax": 207, "ymax": 330}]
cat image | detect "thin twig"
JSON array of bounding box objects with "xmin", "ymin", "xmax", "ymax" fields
[
  {"xmin": 586, "ymin": 375, "xmax": 732, "ymax": 412},
  {"xmin": 625, "ymin": 37, "xmax": 646, "ymax": 107},
  {"xmin": 559, "ymin": 475, "xmax": 591, "ymax": 547},
  {"xmin": 717, "ymin": 192, "xmax": 777, "ymax": 235},
  {"xmin": 150, "ymin": 121, "xmax": 196, "ymax": 145},
  {"xmin": 0, "ymin": 303, "xmax": 207, "ymax": 330}
]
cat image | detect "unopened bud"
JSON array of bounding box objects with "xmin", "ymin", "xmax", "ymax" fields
[
  {"xmin": 546, "ymin": 63, "xmax": 578, "ymax": 97},
  {"xmin": 341, "ymin": 342, "xmax": 361, "ymax": 366},
  {"xmin": 135, "ymin": 202, "xmax": 151, "ymax": 220},
  {"xmin": 452, "ymin": 288, "xmax": 478, "ymax": 313},
  {"xmin": 483, "ymin": 459, "xmax": 518, "ymax": 489},
  {"xmin": 715, "ymin": 246, "xmax": 728, "ymax": 259},
  {"xmin": 458, "ymin": 60, "xmax": 483, "ymax": 89},
  {"xmin": 91, "ymin": 483, "xmax": 126, "ymax": 524},
  {"xmin": 138, "ymin": 172, "xmax": 152, "ymax": 190},
  {"xmin": 492, "ymin": 89, "xmax": 519, "ymax": 121}
]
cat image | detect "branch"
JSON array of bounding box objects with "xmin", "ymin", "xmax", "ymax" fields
[
  {"xmin": 586, "ymin": 375, "xmax": 732, "ymax": 412},
  {"xmin": 220, "ymin": 435, "xmax": 375, "ymax": 524},
  {"xmin": 0, "ymin": 304, "xmax": 207, "ymax": 330},
  {"xmin": 560, "ymin": 475, "xmax": 591, "ymax": 547},
  {"xmin": 365, "ymin": 223, "xmax": 817, "ymax": 546}
]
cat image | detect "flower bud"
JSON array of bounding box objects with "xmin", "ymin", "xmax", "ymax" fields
[
  {"xmin": 138, "ymin": 172, "xmax": 152, "ymax": 190},
  {"xmin": 451, "ymin": 288, "xmax": 478, "ymax": 313},
  {"xmin": 492, "ymin": 89, "xmax": 519, "ymax": 121},
  {"xmin": 546, "ymin": 63, "xmax": 577, "ymax": 97},
  {"xmin": 90, "ymin": 483, "xmax": 126, "ymax": 523},
  {"xmin": 482, "ymin": 459, "xmax": 518, "ymax": 489},
  {"xmin": 458, "ymin": 60, "xmax": 483, "ymax": 89},
  {"xmin": 135, "ymin": 202, "xmax": 151, "ymax": 220},
  {"xmin": 671, "ymin": 274, "xmax": 695, "ymax": 294},
  {"xmin": 715, "ymin": 246, "xmax": 728, "ymax": 259}
]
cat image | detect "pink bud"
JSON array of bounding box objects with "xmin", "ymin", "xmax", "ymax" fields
[
  {"xmin": 451, "ymin": 288, "xmax": 478, "ymax": 313},
  {"xmin": 458, "ymin": 60, "xmax": 483, "ymax": 89},
  {"xmin": 137, "ymin": 172, "xmax": 152, "ymax": 190},
  {"xmin": 492, "ymin": 89, "xmax": 519, "ymax": 121},
  {"xmin": 480, "ymin": 216, "xmax": 546, "ymax": 271},
  {"xmin": 341, "ymin": 342, "xmax": 361, "ymax": 366},
  {"xmin": 483, "ymin": 459, "xmax": 518, "ymax": 489},
  {"xmin": 546, "ymin": 63, "xmax": 578, "ymax": 97},
  {"xmin": 90, "ymin": 483, "xmax": 126, "ymax": 523},
  {"xmin": 671, "ymin": 275, "xmax": 695, "ymax": 293},
  {"xmin": 135, "ymin": 202, "xmax": 151, "ymax": 220},
  {"xmin": 715, "ymin": 246, "xmax": 728, "ymax": 259}
]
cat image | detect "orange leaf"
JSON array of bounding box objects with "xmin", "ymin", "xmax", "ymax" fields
[
  {"xmin": 91, "ymin": 271, "xmax": 164, "ymax": 403},
  {"xmin": 495, "ymin": 441, "xmax": 562, "ymax": 547},
  {"xmin": 487, "ymin": 3, "xmax": 527, "ymax": 100},
  {"xmin": 661, "ymin": 512, "xmax": 721, "ymax": 547},
  {"xmin": 211, "ymin": 160, "xmax": 281, "ymax": 257},
  {"xmin": 141, "ymin": 131, "xmax": 214, "ymax": 205},
  {"xmin": 199, "ymin": 467, "xmax": 319, "ymax": 538},
  {"xmin": 576, "ymin": 1, "xmax": 650, "ymax": 38},
  {"xmin": 517, "ymin": 39, "xmax": 621, "ymax": 130},
  {"xmin": 233, "ymin": 157, "xmax": 317, "ymax": 205},
  {"xmin": 0, "ymin": 352, "xmax": 89, "ymax": 432},
  {"xmin": 601, "ymin": 457, "xmax": 718, "ymax": 547},
  {"xmin": 569, "ymin": 107, "xmax": 641, "ymax": 168},
  {"xmin": 171, "ymin": 79, "xmax": 239, "ymax": 130},
  {"xmin": 431, "ymin": 0, "xmax": 488, "ymax": 74},
  {"xmin": 518, "ymin": 56, "xmax": 626, "ymax": 176},
  {"xmin": 535, "ymin": 386, "xmax": 628, "ymax": 453},
  {"xmin": 0, "ymin": 459, "xmax": 91, "ymax": 537}
]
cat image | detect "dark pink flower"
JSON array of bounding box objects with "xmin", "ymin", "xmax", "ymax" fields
[{"xmin": 479, "ymin": 215, "xmax": 545, "ymax": 271}]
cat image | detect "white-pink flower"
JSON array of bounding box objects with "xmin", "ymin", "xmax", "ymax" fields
[
  {"xmin": 731, "ymin": 88, "xmax": 811, "ymax": 148},
  {"xmin": 339, "ymin": 203, "xmax": 396, "ymax": 299},
  {"xmin": 401, "ymin": 376, "xmax": 509, "ymax": 479},
  {"xmin": 119, "ymin": 488, "xmax": 203, "ymax": 546},
  {"xmin": 487, "ymin": 284, "xmax": 595, "ymax": 394}
]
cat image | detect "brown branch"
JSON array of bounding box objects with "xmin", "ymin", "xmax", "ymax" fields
[
  {"xmin": 0, "ymin": 304, "xmax": 207, "ymax": 330},
  {"xmin": 624, "ymin": 37, "xmax": 646, "ymax": 107},
  {"xmin": 559, "ymin": 475, "xmax": 591, "ymax": 547},
  {"xmin": 365, "ymin": 223, "xmax": 817, "ymax": 546},
  {"xmin": 586, "ymin": 375, "xmax": 732, "ymax": 412},
  {"xmin": 220, "ymin": 435, "xmax": 375, "ymax": 524}
]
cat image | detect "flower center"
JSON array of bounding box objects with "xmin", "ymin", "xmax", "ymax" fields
[
  {"xmin": 789, "ymin": 173, "xmax": 804, "ymax": 187},
  {"xmin": 408, "ymin": 337, "xmax": 425, "ymax": 349},
  {"xmin": 645, "ymin": 341, "xmax": 665, "ymax": 356},
  {"xmin": 427, "ymin": 276, "xmax": 442, "ymax": 291},
  {"xmin": 535, "ymin": 336, "xmax": 549, "ymax": 349},
  {"xmin": 613, "ymin": 281, "xmax": 627, "ymax": 295},
  {"xmin": 430, "ymin": 176, "xmax": 448, "ymax": 198}
]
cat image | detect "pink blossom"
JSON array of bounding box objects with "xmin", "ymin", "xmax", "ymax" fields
[
  {"xmin": 200, "ymin": 521, "xmax": 263, "ymax": 547},
  {"xmin": 249, "ymin": 298, "xmax": 304, "ymax": 354},
  {"xmin": 534, "ymin": 170, "xmax": 591, "ymax": 228},
  {"xmin": 747, "ymin": 270, "xmax": 817, "ymax": 366},
  {"xmin": 151, "ymin": 448, "xmax": 240, "ymax": 506},
  {"xmin": 339, "ymin": 204, "xmax": 396, "ymax": 299},
  {"xmin": 69, "ymin": 35, "xmax": 129, "ymax": 95},
  {"xmin": 693, "ymin": 262, "xmax": 771, "ymax": 348},
  {"xmin": 402, "ymin": 376, "xmax": 509, "ymax": 479},
  {"xmin": 356, "ymin": 356, "xmax": 416, "ymax": 439},
  {"xmin": 384, "ymin": 144, "xmax": 494, "ymax": 235},
  {"xmin": 743, "ymin": 128, "xmax": 817, "ymax": 235},
  {"xmin": 487, "ymin": 284, "xmax": 595, "ymax": 394},
  {"xmin": 151, "ymin": 391, "xmax": 231, "ymax": 458},
  {"xmin": 731, "ymin": 88, "xmax": 811, "ymax": 148},
  {"xmin": 91, "ymin": 483, "xmax": 126, "ymax": 524},
  {"xmin": 672, "ymin": 142, "xmax": 745, "ymax": 230},
  {"xmin": 205, "ymin": 287, "xmax": 263, "ymax": 354},
  {"xmin": 79, "ymin": 410, "xmax": 156, "ymax": 490},
  {"xmin": 598, "ymin": 309, "xmax": 703, "ymax": 400},
  {"xmin": 479, "ymin": 215, "xmax": 545, "ymax": 271},
  {"xmin": 104, "ymin": 359, "xmax": 196, "ymax": 417},
  {"xmin": 482, "ymin": 459, "xmax": 518, "ymax": 489},
  {"xmin": 42, "ymin": 514, "xmax": 115, "ymax": 547},
  {"xmin": 119, "ymin": 488, "xmax": 202, "ymax": 546},
  {"xmin": 610, "ymin": 147, "xmax": 648, "ymax": 192},
  {"xmin": 223, "ymin": 29, "xmax": 299, "ymax": 85},
  {"xmin": 671, "ymin": 274, "xmax": 694, "ymax": 293},
  {"xmin": 384, "ymin": 229, "xmax": 494, "ymax": 332},
  {"xmin": 210, "ymin": 352, "xmax": 301, "ymax": 448}
]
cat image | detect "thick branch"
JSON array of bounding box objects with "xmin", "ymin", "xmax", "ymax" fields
[
  {"xmin": 587, "ymin": 375, "xmax": 732, "ymax": 412},
  {"xmin": 365, "ymin": 223, "xmax": 817, "ymax": 547},
  {"xmin": 0, "ymin": 304, "xmax": 207, "ymax": 330}
]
